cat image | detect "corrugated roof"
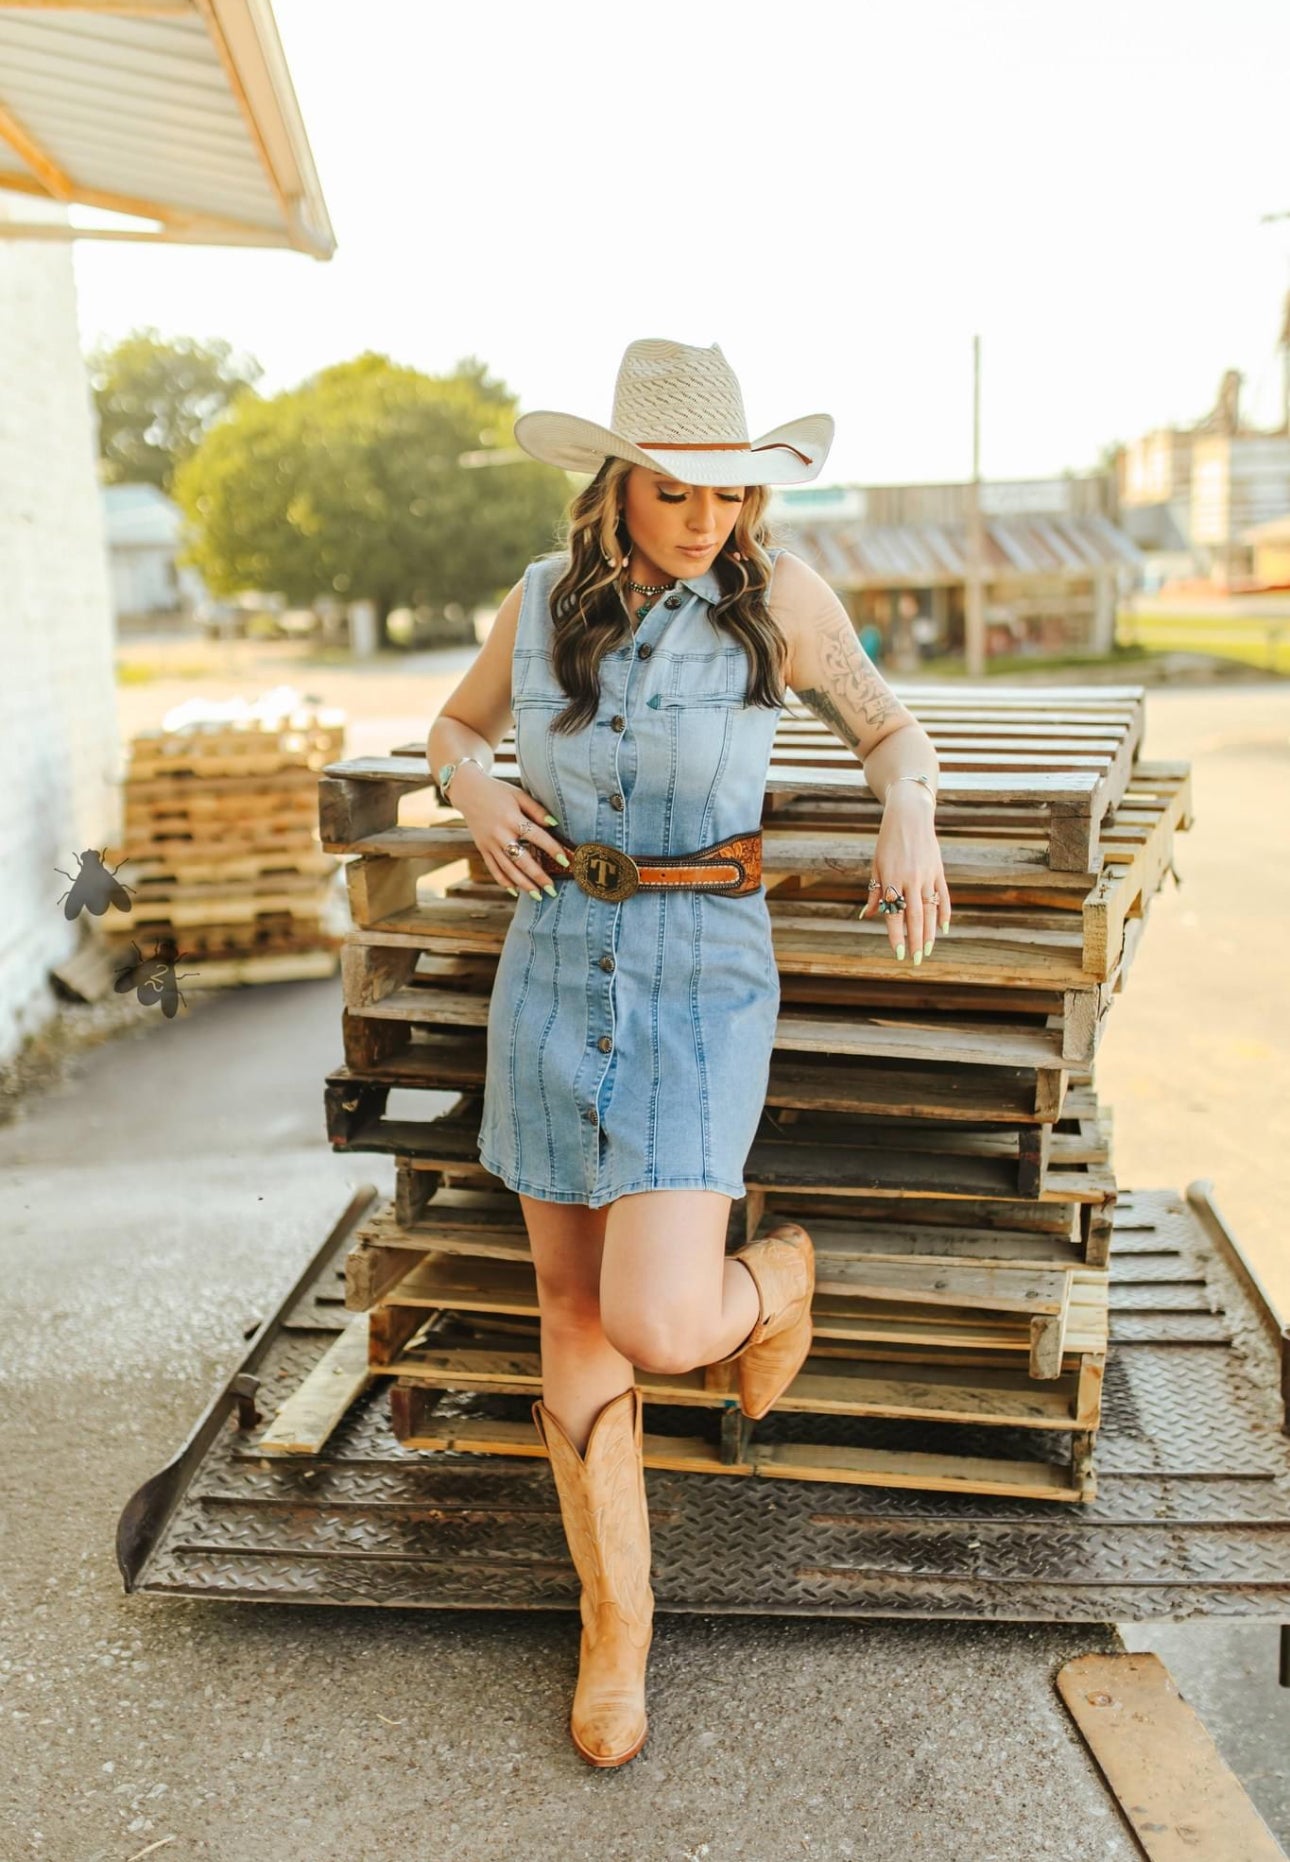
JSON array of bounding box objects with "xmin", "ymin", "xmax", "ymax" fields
[
  {"xmin": 781, "ymin": 512, "xmax": 1143, "ymax": 586},
  {"xmin": 0, "ymin": 0, "xmax": 333, "ymax": 256}
]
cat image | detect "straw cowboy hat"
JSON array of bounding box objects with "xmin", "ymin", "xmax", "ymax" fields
[{"xmin": 514, "ymin": 337, "xmax": 834, "ymax": 487}]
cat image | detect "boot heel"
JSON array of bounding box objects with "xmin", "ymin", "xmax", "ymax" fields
[{"xmin": 738, "ymin": 1302, "xmax": 813, "ymax": 1420}]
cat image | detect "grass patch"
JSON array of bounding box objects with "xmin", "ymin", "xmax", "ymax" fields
[
  {"xmin": 116, "ymin": 659, "xmax": 224, "ymax": 683},
  {"xmin": 1119, "ymin": 613, "xmax": 1290, "ymax": 675}
]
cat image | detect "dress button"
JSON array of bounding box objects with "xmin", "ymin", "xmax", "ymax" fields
[
  {"xmin": 664, "ymin": 593, "xmax": 682, "ymax": 609},
  {"xmin": 599, "ymin": 954, "xmax": 615, "ymax": 972},
  {"xmin": 637, "ymin": 643, "xmax": 652, "ymax": 659},
  {"xmin": 597, "ymin": 1035, "xmax": 613, "ymax": 1053},
  {"xmin": 611, "ymin": 714, "xmax": 625, "ymax": 731},
  {"xmin": 584, "ymin": 1107, "xmax": 598, "ymax": 1125},
  {"xmin": 610, "ymin": 792, "xmax": 624, "ymax": 811}
]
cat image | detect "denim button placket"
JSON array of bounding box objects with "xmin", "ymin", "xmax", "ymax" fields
[{"xmin": 479, "ymin": 555, "xmax": 784, "ymax": 1207}]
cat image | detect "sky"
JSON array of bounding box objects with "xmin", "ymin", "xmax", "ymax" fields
[{"xmin": 70, "ymin": 0, "xmax": 1290, "ymax": 489}]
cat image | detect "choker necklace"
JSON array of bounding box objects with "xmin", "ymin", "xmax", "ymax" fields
[{"xmin": 624, "ymin": 572, "xmax": 676, "ymax": 628}]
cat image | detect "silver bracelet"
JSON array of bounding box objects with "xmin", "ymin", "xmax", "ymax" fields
[
  {"xmin": 887, "ymin": 773, "xmax": 938, "ymax": 804},
  {"xmin": 442, "ymin": 753, "xmax": 488, "ymax": 801}
]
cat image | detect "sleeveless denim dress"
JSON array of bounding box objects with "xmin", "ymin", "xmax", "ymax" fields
[{"xmin": 477, "ymin": 548, "xmax": 786, "ymax": 1208}]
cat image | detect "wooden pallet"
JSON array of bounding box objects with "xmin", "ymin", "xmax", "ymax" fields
[
  {"xmin": 127, "ymin": 720, "xmax": 344, "ymax": 783},
  {"xmin": 374, "ymin": 683, "xmax": 1152, "ymax": 873},
  {"xmin": 334, "ymin": 927, "xmax": 1078, "ymax": 1101},
  {"xmin": 309, "ymin": 695, "xmax": 1190, "ymax": 1502},
  {"xmin": 323, "ymin": 1079, "xmax": 1117, "ymax": 1237},
  {"xmin": 324, "ymin": 759, "xmax": 1186, "ymax": 1065},
  {"xmin": 339, "ymin": 1190, "xmax": 1105, "ymax": 1502},
  {"xmin": 109, "ymin": 713, "xmax": 347, "ymax": 978},
  {"xmin": 108, "ymin": 893, "xmax": 336, "ymax": 933},
  {"xmin": 107, "ymin": 849, "xmax": 337, "ymax": 887},
  {"xmin": 391, "ymin": 1407, "xmax": 1096, "ymax": 1502},
  {"xmin": 333, "ymin": 898, "xmax": 1128, "ymax": 1070},
  {"xmin": 357, "ymin": 1239, "xmax": 1105, "ymax": 1387},
  {"xmin": 112, "ymin": 922, "xmax": 343, "ymax": 964}
]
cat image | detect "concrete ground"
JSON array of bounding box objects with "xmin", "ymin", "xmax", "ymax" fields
[
  {"xmin": 0, "ymin": 982, "xmax": 1140, "ymax": 1862},
  {"xmin": 0, "ymin": 654, "xmax": 1286, "ymax": 1860}
]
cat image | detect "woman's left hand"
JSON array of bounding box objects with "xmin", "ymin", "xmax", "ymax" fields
[{"xmin": 857, "ymin": 792, "xmax": 951, "ymax": 961}]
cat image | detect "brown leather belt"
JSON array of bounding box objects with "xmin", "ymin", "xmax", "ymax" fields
[{"xmin": 530, "ymin": 828, "xmax": 763, "ymax": 901}]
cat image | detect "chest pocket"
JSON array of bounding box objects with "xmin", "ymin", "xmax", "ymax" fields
[
  {"xmin": 656, "ymin": 643, "xmax": 749, "ymax": 706},
  {"xmin": 511, "ymin": 645, "xmax": 568, "ymax": 712}
]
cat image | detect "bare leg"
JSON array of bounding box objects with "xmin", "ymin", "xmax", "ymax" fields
[
  {"xmin": 521, "ymin": 1192, "xmax": 635, "ymax": 1452},
  {"xmin": 599, "ymin": 1189, "xmax": 761, "ymax": 1375}
]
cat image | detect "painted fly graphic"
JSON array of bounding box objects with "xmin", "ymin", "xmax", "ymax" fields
[
  {"xmin": 55, "ymin": 849, "xmax": 134, "ymax": 920},
  {"xmin": 113, "ymin": 938, "xmax": 198, "ymax": 1019}
]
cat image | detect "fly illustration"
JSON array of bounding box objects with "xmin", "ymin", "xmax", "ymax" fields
[
  {"xmin": 113, "ymin": 938, "xmax": 198, "ymax": 1019},
  {"xmin": 55, "ymin": 849, "xmax": 134, "ymax": 920}
]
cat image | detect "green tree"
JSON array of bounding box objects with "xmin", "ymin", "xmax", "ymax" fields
[
  {"xmin": 172, "ymin": 352, "xmax": 568, "ymax": 644},
  {"xmin": 87, "ymin": 328, "xmax": 263, "ymax": 492}
]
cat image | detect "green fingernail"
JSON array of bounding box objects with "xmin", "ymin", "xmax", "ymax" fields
[
  {"xmin": 506, "ymin": 885, "xmax": 519, "ymax": 896},
  {"xmin": 913, "ymin": 949, "xmax": 922, "ymax": 965},
  {"xmin": 544, "ymin": 813, "xmax": 559, "ymax": 826},
  {"xmin": 555, "ymin": 852, "xmax": 570, "ymax": 867},
  {"xmin": 543, "ymin": 882, "xmax": 557, "ymax": 897},
  {"xmin": 895, "ymin": 942, "xmax": 905, "ymax": 961},
  {"xmin": 529, "ymin": 888, "xmax": 542, "ymax": 900},
  {"xmin": 924, "ymin": 939, "xmax": 933, "ymax": 957}
]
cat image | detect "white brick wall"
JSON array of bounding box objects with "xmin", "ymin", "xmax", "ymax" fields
[{"xmin": 0, "ymin": 195, "xmax": 120, "ymax": 1064}]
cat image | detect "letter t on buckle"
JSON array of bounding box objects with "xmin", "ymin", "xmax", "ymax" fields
[{"xmin": 571, "ymin": 842, "xmax": 640, "ymax": 901}]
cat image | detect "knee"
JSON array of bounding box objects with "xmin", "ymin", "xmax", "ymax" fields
[
  {"xmin": 535, "ymin": 1280, "xmax": 605, "ymax": 1340},
  {"xmin": 600, "ymin": 1311, "xmax": 706, "ymax": 1377}
]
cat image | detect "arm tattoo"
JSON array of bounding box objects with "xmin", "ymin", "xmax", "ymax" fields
[{"xmin": 797, "ymin": 614, "xmax": 904, "ymax": 751}]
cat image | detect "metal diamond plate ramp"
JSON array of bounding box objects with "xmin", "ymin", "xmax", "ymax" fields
[{"xmin": 117, "ymin": 1182, "xmax": 1290, "ymax": 1621}]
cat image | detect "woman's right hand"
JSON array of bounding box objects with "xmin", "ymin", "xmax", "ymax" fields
[{"xmin": 449, "ymin": 763, "xmax": 571, "ymax": 898}]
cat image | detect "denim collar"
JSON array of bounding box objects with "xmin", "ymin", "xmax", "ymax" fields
[{"xmin": 677, "ymin": 567, "xmax": 722, "ymax": 605}]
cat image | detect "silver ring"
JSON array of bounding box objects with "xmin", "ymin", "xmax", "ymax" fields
[{"xmin": 503, "ymin": 839, "xmax": 524, "ymax": 859}]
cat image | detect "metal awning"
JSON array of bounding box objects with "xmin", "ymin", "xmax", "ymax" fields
[
  {"xmin": 783, "ymin": 512, "xmax": 1144, "ymax": 589},
  {"xmin": 0, "ymin": 0, "xmax": 334, "ymax": 256}
]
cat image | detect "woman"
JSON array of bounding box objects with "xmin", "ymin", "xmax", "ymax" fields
[{"xmin": 426, "ymin": 338, "xmax": 949, "ymax": 1768}]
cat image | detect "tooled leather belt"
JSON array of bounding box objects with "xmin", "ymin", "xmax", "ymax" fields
[{"xmin": 528, "ymin": 828, "xmax": 763, "ymax": 901}]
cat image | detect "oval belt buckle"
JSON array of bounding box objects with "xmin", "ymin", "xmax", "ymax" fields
[{"xmin": 571, "ymin": 841, "xmax": 640, "ymax": 902}]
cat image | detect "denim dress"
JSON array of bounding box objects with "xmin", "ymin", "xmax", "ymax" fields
[{"xmin": 477, "ymin": 548, "xmax": 786, "ymax": 1207}]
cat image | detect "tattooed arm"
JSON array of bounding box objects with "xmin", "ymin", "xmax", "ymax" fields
[{"xmin": 769, "ymin": 550, "xmax": 939, "ymax": 804}]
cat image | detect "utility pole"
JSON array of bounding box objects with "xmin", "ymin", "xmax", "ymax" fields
[{"xmin": 964, "ymin": 334, "xmax": 986, "ymax": 677}]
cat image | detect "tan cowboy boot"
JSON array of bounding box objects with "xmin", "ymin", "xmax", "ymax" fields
[
  {"xmin": 531, "ymin": 1385, "xmax": 653, "ymax": 1768},
  {"xmin": 712, "ymin": 1221, "xmax": 815, "ymax": 1419}
]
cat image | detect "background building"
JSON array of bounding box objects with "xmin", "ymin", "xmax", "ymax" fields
[
  {"xmin": 1116, "ymin": 300, "xmax": 1290, "ymax": 590},
  {"xmin": 101, "ymin": 482, "xmax": 208, "ymax": 623},
  {"xmin": 773, "ymin": 473, "xmax": 1142, "ymax": 664}
]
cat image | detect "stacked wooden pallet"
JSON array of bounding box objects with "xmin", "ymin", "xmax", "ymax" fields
[
  {"xmin": 309, "ymin": 683, "xmax": 1190, "ymax": 1502},
  {"xmin": 105, "ymin": 698, "xmax": 347, "ymax": 986}
]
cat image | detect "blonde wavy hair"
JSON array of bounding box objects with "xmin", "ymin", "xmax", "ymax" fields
[{"xmin": 540, "ymin": 457, "xmax": 788, "ymax": 734}]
